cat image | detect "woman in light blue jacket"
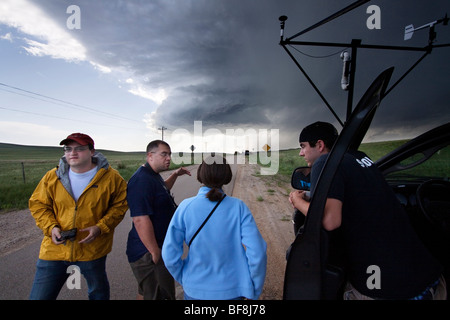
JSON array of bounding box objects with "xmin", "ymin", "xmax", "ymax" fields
[{"xmin": 162, "ymin": 156, "xmax": 267, "ymax": 300}]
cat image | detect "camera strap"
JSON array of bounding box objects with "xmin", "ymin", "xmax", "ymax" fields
[{"xmin": 188, "ymin": 194, "xmax": 226, "ymax": 247}]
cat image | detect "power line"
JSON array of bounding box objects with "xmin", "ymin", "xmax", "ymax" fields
[
  {"xmin": 0, "ymin": 82, "xmax": 141, "ymax": 123},
  {"xmin": 0, "ymin": 105, "xmax": 142, "ymax": 130}
]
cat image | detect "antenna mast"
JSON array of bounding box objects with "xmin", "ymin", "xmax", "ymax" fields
[{"xmin": 278, "ymin": 1, "xmax": 449, "ymax": 125}]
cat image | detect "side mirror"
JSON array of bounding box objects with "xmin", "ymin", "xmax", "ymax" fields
[{"xmin": 291, "ymin": 166, "xmax": 311, "ymax": 191}]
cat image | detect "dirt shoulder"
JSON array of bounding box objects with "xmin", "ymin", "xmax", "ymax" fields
[
  {"xmin": 0, "ymin": 163, "xmax": 295, "ymax": 300},
  {"xmin": 232, "ymin": 163, "xmax": 295, "ymax": 300},
  {"xmin": 0, "ymin": 209, "xmax": 42, "ymax": 258}
]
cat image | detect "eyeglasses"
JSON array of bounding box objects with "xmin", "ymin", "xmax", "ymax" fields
[
  {"xmin": 63, "ymin": 146, "xmax": 90, "ymax": 153},
  {"xmin": 150, "ymin": 151, "xmax": 171, "ymax": 158}
]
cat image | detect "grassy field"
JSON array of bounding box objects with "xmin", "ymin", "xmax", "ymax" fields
[
  {"xmin": 0, "ymin": 140, "xmax": 407, "ymax": 211},
  {"xmin": 262, "ymin": 139, "xmax": 407, "ymax": 177},
  {"xmin": 0, "ymin": 143, "xmax": 175, "ymax": 211}
]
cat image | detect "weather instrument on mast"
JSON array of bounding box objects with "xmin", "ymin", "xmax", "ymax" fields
[
  {"xmin": 278, "ymin": 0, "xmax": 449, "ymax": 125},
  {"xmin": 404, "ymin": 13, "xmax": 449, "ymax": 42},
  {"xmin": 340, "ymin": 51, "xmax": 351, "ymax": 91}
]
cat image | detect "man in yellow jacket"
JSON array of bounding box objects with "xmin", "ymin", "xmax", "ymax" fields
[{"xmin": 28, "ymin": 133, "xmax": 128, "ymax": 300}]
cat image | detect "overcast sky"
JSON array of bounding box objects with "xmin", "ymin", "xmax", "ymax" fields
[{"xmin": 0, "ymin": 0, "xmax": 449, "ymax": 152}]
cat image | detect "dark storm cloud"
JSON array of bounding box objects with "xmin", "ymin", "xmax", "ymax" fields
[
  {"xmin": 31, "ymin": 0, "xmax": 450, "ymax": 148},
  {"xmin": 156, "ymin": 84, "xmax": 271, "ymax": 128}
]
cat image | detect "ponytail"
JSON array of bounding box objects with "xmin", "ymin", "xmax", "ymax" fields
[{"xmin": 206, "ymin": 187, "xmax": 224, "ymax": 202}]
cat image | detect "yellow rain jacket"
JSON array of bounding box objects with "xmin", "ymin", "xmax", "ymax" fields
[{"xmin": 29, "ymin": 152, "xmax": 128, "ymax": 262}]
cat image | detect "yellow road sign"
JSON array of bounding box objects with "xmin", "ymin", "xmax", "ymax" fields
[{"xmin": 262, "ymin": 144, "xmax": 271, "ymax": 152}]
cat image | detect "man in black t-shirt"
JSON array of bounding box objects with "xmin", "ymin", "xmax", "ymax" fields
[{"xmin": 289, "ymin": 121, "xmax": 446, "ymax": 300}]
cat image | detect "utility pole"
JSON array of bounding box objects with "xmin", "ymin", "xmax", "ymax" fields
[{"xmin": 158, "ymin": 126, "xmax": 167, "ymax": 141}]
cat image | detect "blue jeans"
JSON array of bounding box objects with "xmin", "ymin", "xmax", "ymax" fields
[{"xmin": 29, "ymin": 256, "xmax": 109, "ymax": 300}]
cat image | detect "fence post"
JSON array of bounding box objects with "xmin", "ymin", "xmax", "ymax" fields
[{"xmin": 21, "ymin": 162, "xmax": 26, "ymax": 184}]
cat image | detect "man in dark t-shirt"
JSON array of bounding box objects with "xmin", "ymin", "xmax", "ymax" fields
[
  {"xmin": 126, "ymin": 140, "xmax": 191, "ymax": 300},
  {"xmin": 289, "ymin": 121, "xmax": 446, "ymax": 300}
]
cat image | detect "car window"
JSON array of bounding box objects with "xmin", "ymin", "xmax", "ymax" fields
[{"xmin": 384, "ymin": 145, "xmax": 450, "ymax": 181}]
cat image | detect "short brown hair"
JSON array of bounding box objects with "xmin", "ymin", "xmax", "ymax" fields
[
  {"xmin": 197, "ymin": 156, "xmax": 232, "ymax": 201},
  {"xmin": 146, "ymin": 140, "xmax": 170, "ymax": 153}
]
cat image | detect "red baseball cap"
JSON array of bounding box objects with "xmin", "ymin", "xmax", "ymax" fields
[{"xmin": 59, "ymin": 133, "xmax": 95, "ymax": 148}]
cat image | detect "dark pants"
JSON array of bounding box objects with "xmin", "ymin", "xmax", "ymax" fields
[{"xmin": 129, "ymin": 252, "xmax": 175, "ymax": 300}]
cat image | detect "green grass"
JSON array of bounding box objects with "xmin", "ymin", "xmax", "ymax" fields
[
  {"xmin": 258, "ymin": 139, "xmax": 407, "ymax": 180},
  {"xmin": 358, "ymin": 140, "xmax": 407, "ymax": 161},
  {"xmin": 1, "ymin": 139, "xmax": 445, "ymax": 211},
  {"xmin": 0, "ymin": 143, "xmax": 183, "ymax": 211}
]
